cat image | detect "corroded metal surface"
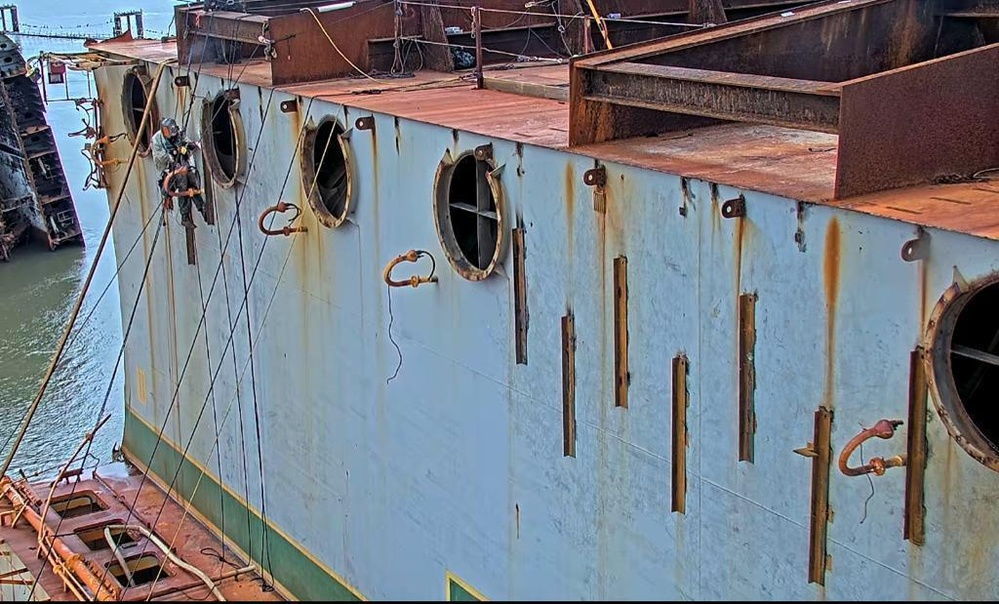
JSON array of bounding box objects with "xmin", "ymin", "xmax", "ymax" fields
[
  {"xmin": 0, "ymin": 465, "xmax": 281, "ymax": 601},
  {"xmin": 84, "ymin": 5, "xmax": 999, "ymax": 600},
  {"xmin": 0, "ymin": 33, "xmax": 79, "ymax": 259},
  {"xmin": 836, "ymin": 43, "xmax": 999, "ymax": 197},
  {"xmin": 570, "ymin": 0, "xmax": 999, "ymax": 197}
]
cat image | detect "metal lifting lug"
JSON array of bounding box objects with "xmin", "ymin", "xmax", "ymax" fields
[
  {"xmin": 721, "ymin": 195, "xmax": 746, "ymax": 219},
  {"xmin": 383, "ymin": 250, "xmax": 438, "ymax": 288},
  {"xmin": 258, "ymin": 201, "xmax": 308, "ymax": 237},
  {"xmin": 583, "ymin": 165, "xmax": 607, "ymax": 188},
  {"xmin": 838, "ymin": 418, "xmax": 907, "ymax": 477}
]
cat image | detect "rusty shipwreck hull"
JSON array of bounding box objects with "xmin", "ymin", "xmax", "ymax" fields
[
  {"xmin": 0, "ymin": 34, "xmax": 81, "ymax": 261},
  {"xmin": 86, "ymin": 0, "xmax": 999, "ymax": 600}
]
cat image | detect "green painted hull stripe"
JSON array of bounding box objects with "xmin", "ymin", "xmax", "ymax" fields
[{"xmin": 122, "ymin": 407, "xmax": 361, "ymax": 601}]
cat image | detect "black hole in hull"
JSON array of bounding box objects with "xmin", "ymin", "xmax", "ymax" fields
[{"xmin": 951, "ymin": 283, "xmax": 999, "ymax": 448}]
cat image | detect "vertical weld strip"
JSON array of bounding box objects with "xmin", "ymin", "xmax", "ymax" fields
[
  {"xmin": 614, "ymin": 256, "xmax": 629, "ymax": 408},
  {"xmin": 904, "ymin": 347, "xmax": 927, "ymax": 546},
  {"xmin": 185, "ymin": 226, "xmax": 197, "ymax": 266},
  {"xmin": 562, "ymin": 312, "xmax": 576, "ymax": 458},
  {"xmin": 513, "ymin": 226, "xmax": 529, "ymax": 365},
  {"xmin": 738, "ymin": 293, "xmax": 757, "ymax": 462},
  {"xmin": 808, "ymin": 406, "xmax": 833, "ymax": 585},
  {"xmin": 203, "ymin": 175, "xmax": 217, "ymax": 225},
  {"xmin": 671, "ymin": 354, "xmax": 688, "ymax": 514}
]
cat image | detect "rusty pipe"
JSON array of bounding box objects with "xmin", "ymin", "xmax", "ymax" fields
[
  {"xmin": 161, "ymin": 167, "xmax": 203, "ymax": 199},
  {"xmin": 384, "ymin": 250, "xmax": 438, "ymax": 288},
  {"xmin": 258, "ymin": 201, "xmax": 308, "ymax": 237},
  {"xmin": 838, "ymin": 419, "xmax": 907, "ymax": 477}
]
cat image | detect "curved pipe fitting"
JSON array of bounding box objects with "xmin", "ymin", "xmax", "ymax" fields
[
  {"xmin": 162, "ymin": 167, "xmax": 204, "ymax": 199},
  {"xmin": 838, "ymin": 419, "xmax": 907, "ymax": 477},
  {"xmin": 384, "ymin": 250, "xmax": 438, "ymax": 288},
  {"xmin": 258, "ymin": 201, "xmax": 308, "ymax": 237}
]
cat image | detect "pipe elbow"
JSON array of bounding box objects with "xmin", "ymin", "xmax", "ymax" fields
[
  {"xmin": 838, "ymin": 419, "xmax": 905, "ymax": 477},
  {"xmin": 258, "ymin": 202, "xmax": 307, "ymax": 237},
  {"xmin": 383, "ymin": 250, "xmax": 437, "ymax": 288}
]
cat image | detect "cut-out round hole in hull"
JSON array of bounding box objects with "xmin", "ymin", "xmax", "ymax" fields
[{"xmin": 927, "ymin": 275, "xmax": 999, "ymax": 471}]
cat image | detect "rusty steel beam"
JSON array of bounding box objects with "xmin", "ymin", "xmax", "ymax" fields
[
  {"xmin": 690, "ymin": 0, "xmax": 728, "ymax": 23},
  {"xmin": 904, "ymin": 348, "xmax": 928, "ymax": 546},
  {"xmin": 738, "ymin": 292, "xmax": 757, "ymax": 463},
  {"xmin": 573, "ymin": 0, "xmax": 885, "ymax": 70},
  {"xmin": 580, "ymin": 62, "xmax": 842, "ymax": 134},
  {"xmin": 613, "ymin": 256, "xmax": 629, "ymax": 409},
  {"xmin": 512, "ymin": 225, "xmax": 529, "ymax": 365},
  {"xmin": 182, "ymin": 9, "xmax": 269, "ymax": 45},
  {"xmin": 671, "ymin": 354, "xmax": 688, "ymax": 514},
  {"xmin": 835, "ymin": 43, "xmax": 999, "ymax": 198},
  {"xmin": 562, "ymin": 312, "xmax": 577, "ymax": 458},
  {"xmin": 797, "ymin": 407, "xmax": 833, "ymax": 586}
]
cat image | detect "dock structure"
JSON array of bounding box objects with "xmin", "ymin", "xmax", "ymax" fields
[{"xmin": 0, "ymin": 5, "xmax": 146, "ymax": 41}]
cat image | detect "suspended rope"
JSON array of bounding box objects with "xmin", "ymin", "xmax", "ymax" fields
[
  {"xmin": 97, "ymin": 92, "xmax": 309, "ymax": 599},
  {"xmin": 0, "ymin": 59, "xmax": 173, "ymax": 482}
]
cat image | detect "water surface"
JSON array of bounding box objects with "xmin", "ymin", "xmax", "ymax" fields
[{"xmin": 0, "ymin": 1, "xmax": 173, "ymax": 477}]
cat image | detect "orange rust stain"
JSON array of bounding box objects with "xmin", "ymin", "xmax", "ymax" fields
[
  {"xmin": 823, "ymin": 217, "xmax": 841, "ymax": 409},
  {"xmin": 919, "ymin": 258, "xmax": 929, "ymax": 331},
  {"xmin": 710, "ymin": 183, "xmax": 721, "ymax": 235},
  {"xmin": 824, "ymin": 217, "xmax": 841, "ymax": 316},
  {"xmin": 370, "ymin": 120, "xmax": 379, "ymax": 193},
  {"xmin": 290, "ymin": 97, "xmax": 303, "ymax": 141},
  {"xmin": 565, "ymin": 162, "xmax": 575, "ymax": 220},
  {"xmin": 606, "ymin": 173, "xmax": 627, "ymax": 254},
  {"xmin": 565, "ymin": 163, "xmax": 575, "ymax": 304},
  {"xmin": 734, "ymin": 216, "xmax": 746, "ymax": 292}
]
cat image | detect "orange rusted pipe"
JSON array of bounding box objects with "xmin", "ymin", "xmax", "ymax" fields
[
  {"xmin": 1, "ymin": 477, "xmax": 119, "ymax": 600},
  {"xmin": 162, "ymin": 167, "xmax": 203, "ymax": 199},
  {"xmin": 258, "ymin": 201, "xmax": 308, "ymax": 237},
  {"xmin": 384, "ymin": 250, "xmax": 438, "ymax": 288},
  {"xmin": 838, "ymin": 419, "xmax": 907, "ymax": 477}
]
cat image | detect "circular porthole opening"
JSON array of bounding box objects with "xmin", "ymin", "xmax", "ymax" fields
[
  {"xmin": 433, "ymin": 150, "xmax": 504, "ymax": 281},
  {"xmin": 122, "ymin": 70, "xmax": 156, "ymax": 155},
  {"xmin": 301, "ymin": 117, "xmax": 352, "ymax": 228},
  {"xmin": 928, "ymin": 276, "xmax": 999, "ymax": 471},
  {"xmin": 201, "ymin": 90, "xmax": 244, "ymax": 188}
]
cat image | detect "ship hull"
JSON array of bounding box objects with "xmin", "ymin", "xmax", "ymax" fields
[
  {"xmin": 0, "ymin": 34, "xmax": 81, "ymax": 261},
  {"xmin": 94, "ymin": 56, "xmax": 999, "ymax": 602}
]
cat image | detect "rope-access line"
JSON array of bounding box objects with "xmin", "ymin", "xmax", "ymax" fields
[{"xmin": 0, "ymin": 59, "xmax": 174, "ymax": 481}]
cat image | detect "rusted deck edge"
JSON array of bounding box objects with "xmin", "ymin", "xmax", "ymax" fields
[{"xmin": 89, "ymin": 39, "xmax": 999, "ymax": 242}]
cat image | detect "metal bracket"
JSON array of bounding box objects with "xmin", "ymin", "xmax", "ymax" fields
[
  {"xmin": 901, "ymin": 229, "xmax": 929, "ymax": 262},
  {"xmin": 355, "ymin": 116, "xmax": 375, "ymax": 131},
  {"xmin": 474, "ymin": 143, "xmax": 493, "ymax": 162},
  {"xmin": 721, "ymin": 195, "xmax": 746, "ymax": 219},
  {"xmin": 797, "ymin": 406, "xmax": 833, "ymax": 586},
  {"xmin": 583, "ymin": 166, "xmax": 607, "ymax": 188},
  {"xmin": 174, "ymin": 75, "xmax": 190, "ymax": 88},
  {"xmin": 279, "ymin": 99, "xmax": 298, "ymax": 113}
]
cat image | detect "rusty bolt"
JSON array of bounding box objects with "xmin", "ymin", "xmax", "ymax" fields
[{"xmin": 355, "ymin": 116, "xmax": 375, "ymax": 131}]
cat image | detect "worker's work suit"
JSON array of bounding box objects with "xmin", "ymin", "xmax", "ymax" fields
[{"xmin": 151, "ymin": 129, "xmax": 206, "ymax": 227}]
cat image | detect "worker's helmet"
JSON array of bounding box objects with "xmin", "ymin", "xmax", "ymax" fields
[{"xmin": 161, "ymin": 118, "xmax": 180, "ymax": 138}]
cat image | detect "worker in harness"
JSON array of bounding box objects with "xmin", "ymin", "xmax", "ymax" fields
[{"xmin": 152, "ymin": 117, "xmax": 207, "ymax": 228}]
